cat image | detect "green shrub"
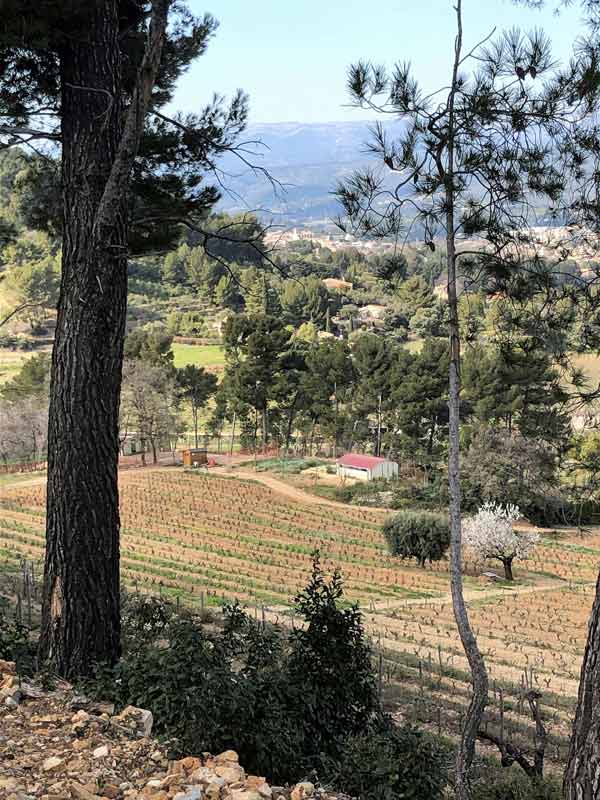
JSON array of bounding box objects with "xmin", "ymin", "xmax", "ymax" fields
[
  {"xmin": 165, "ymin": 310, "xmax": 206, "ymax": 337},
  {"xmin": 120, "ymin": 593, "xmax": 175, "ymax": 650},
  {"xmin": 0, "ymin": 597, "xmax": 35, "ymax": 675},
  {"xmin": 129, "ymin": 277, "xmax": 168, "ymax": 300},
  {"xmin": 332, "ymin": 478, "xmax": 397, "ymax": 507},
  {"xmin": 472, "ymin": 769, "xmax": 561, "ymax": 800},
  {"xmin": 391, "ymin": 471, "xmax": 449, "ymax": 511},
  {"xmin": 333, "ymin": 485, "xmax": 354, "ymax": 503},
  {"xmin": 84, "ymin": 555, "xmax": 382, "ymax": 784},
  {"xmin": 287, "ymin": 554, "xmax": 380, "ymax": 763},
  {"xmin": 85, "ymin": 600, "xmax": 298, "ymax": 776},
  {"xmin": 324, "ymin": 721, "xmax": 448, "ymax": 800},
  {"xmin": 383, "ymin": 510, "xmax": 450, "ymax": 567},
  {"xmin": 0, "ymin": 333, "xmax": 21, "ymax": 348}
]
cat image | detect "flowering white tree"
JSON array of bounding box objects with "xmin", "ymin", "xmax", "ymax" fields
[{"xmin": 463, "ymin": 502, "xmax": 539, "ymax": 581}]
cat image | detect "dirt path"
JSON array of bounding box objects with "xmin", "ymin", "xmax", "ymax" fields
[
  {"xmin": 369, "ymin": 575, "xmax": 576, "ymax": 613},
  {"xmin": 211, "ymin": 465, "xmax": 386, "ymax": 514}
]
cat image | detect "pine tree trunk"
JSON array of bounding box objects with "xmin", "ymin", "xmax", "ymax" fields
[
  {"xmin": 262, "ymin": 407, "xmax": 268, "ymax": 449},
  {"xmin": 427, "ymin": 416, "xmax": 436, "ymax": 456},
  {"xmin": 39, "ymin": 1, "xmax": 125, "ymax": 677},
  {"xmin": 230, "ymin": 411, "xmax": 237, "ymax": 456},
  {"xmin": 193, "ymin": 405, "xmax": 199, "ymax": 449},
  {"xmin": 38, "ymin": 0, "xmax": 168, "ymax": 677},
  {"xmin": 333, "ymin": 382, "xmax": 339, "ymax": 458},
  {"xmin": 445, "ymin": 3, "xmax": 488, "ymax": 795},
  {"xmin": 448, "ymin": 246, "xmax": 489, "ymax": 799},
  {"xmin": 285, "ymin": 404, "xmax": 296, "ymax": 452},
  {"xmin": 564, "ymin": 573, "xmax": 600, "ymax": 799}
]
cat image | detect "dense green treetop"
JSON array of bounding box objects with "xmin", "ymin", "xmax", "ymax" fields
[{"xmin": 0, "ymin": 2, "xmax": 253, "ymax": 255}]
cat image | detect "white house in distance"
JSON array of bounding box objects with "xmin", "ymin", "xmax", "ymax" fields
[{"xmin": 337, "ymin": 453, "xmax": 399, "ymax": 481}]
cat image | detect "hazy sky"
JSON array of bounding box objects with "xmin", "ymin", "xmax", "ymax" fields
[{"xmin": 171, "ymin": 0, "xmax": 587, "ymax": 125}]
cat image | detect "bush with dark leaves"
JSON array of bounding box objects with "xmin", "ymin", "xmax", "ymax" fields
[
  {"xmin": 84, "ymin": 555, "xmax": 385, "ymax": 784},
  {"xmin": 383, "ymin": 510, "xmax": 450, "ymax": 567},
  {"xmin": 323, "ymin": 720, "xmax": 449, "ymax": 800}
]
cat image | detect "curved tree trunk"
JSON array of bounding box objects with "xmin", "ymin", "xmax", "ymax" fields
[
  {"xmin": 445, "ymin": 4, "xmax": 489, "ymax": 797},
  {"xmin": 502, "ymin": 558, "xmax": 514, "ymax": 582},
  {"xmin": 564, "ymin": 572, "xmax": 600, "ymax": 799},
  {"xmin": 448, "ymin": 263, "xmax": 489, "ymax": 800},
  {"xmin": 39, "ymin": 2, "xmax": 126, "ymax": 678}
]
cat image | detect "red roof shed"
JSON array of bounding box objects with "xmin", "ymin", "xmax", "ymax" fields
[
  {"xmin": 337, "ymin": 454, "xmax": 387, "ymax": 469},
  {"xmin": 336, "ymin": 453, "xmax": 398, "ymax": 480}
]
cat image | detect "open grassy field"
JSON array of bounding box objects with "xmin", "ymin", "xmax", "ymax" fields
[
  {"xmin": 0, "ymin": 467, "xmax": 596, "ymax": 766},
  {"xmin": 0, "ymin": 342, "xmax": 225, "ymax": 382},
  {"xmin": 0, "ymin": 344, "xmax": 53, "ymax": 385},
  {"xmin": 171, "ymin": 343, "xmax": 225, "ymax": 371},
  {"xmin": 0, "ymin": 348, "xmax": 34, "ymax": 384},
  {"xmin": 0, "ymin": 471, "xmax": 45, "ymax": 488}
]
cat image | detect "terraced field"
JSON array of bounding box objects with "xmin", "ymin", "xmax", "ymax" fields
[
  {"xmin": 1, "ymin": 467, "xmax": 598, "ymax": 766},
  {"xmin": 0, "ymin": 469, "xmax": 460, "ymax": 607}
]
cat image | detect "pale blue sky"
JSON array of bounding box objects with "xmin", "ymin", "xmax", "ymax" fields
[{"xmin": 171, "ymin": 0, "xmax": 587, "ymax": 124}]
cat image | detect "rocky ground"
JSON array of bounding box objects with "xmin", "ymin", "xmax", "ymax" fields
[{"xmin": 0, "ymin": 661, "xmax": 344, "ymax": 800}]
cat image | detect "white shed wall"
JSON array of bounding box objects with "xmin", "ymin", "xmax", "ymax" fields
[
  {"xmin": 337, "ymin": 465, "xmax": 370, "ymax": 481},
  {"xmin": 337, "ymin": 461, "xmax": 399, "ymax": 481},
  {"xmin": 371, "ymin": 461, "xmax": 399, "ymax": 480}
]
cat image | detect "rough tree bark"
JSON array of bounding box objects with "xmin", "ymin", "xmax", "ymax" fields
[
  {"xmin": 445, "ymin": 3, "xmax": 489, "ymax": 796},
  {"xmin": 39, "ymin": 1, "xmax": 126, "ymax": 677},
  {"xmin": 39, "ymin": 0, "xmax": 169, "ymax": 678},
  {"xmin": 501, "ymin": 557, "xmax": 514, "ymax": 582},
  {"xmin": 564, "ymin": 572, "xmax": 600, "ymax": 799}
]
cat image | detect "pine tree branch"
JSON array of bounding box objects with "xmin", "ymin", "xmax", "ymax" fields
[
  {"xmin": 0, "ymin": 125, "xmax": 60, "ymax": 144},
  {"xmin": 151, "ymin": 109, "xmax": 285, "ymax": 195},
  {"xmin": 0, "ymin": 302, "xmax": 46, "ymax": 329}
]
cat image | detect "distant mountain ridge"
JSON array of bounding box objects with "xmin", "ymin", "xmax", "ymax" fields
[{"xmin": 217, "ymin": 120, "xmax": 401, "ymax": 226}]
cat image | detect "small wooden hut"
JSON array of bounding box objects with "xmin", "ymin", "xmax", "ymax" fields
[{"xmin": 182, "ymin": 448, "xmax": 208, "ymax": 467}]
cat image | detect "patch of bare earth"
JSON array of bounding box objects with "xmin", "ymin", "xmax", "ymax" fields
[{"xmin": 0, "ymin": 661, "xmax": 343, "ymax": 800}]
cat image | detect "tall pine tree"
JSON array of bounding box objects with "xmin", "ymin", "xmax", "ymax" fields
[
  {"xmin": 336, "ymin": 2, "xmax": 600, "ymax": 793},
  {"xmin": 0, "ymin": 0, "xmax": 251, "ymax": 676}
]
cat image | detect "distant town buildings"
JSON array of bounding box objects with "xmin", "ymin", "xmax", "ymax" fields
[
  {"xmin": 265, "ymin": 224, "xmax": 600, "ymax": 267},
  {"xmin": 263, "ymin": 226, "xmax": 396, "ymax": 254},
  {"xmin": 358, "ymin": 304, "xmax": 387, "ymax": 321}
]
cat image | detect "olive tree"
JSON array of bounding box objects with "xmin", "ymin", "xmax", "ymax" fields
[{"xmin": 383, "ymin": 511, "xmax": 450, "ymax": 568}]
